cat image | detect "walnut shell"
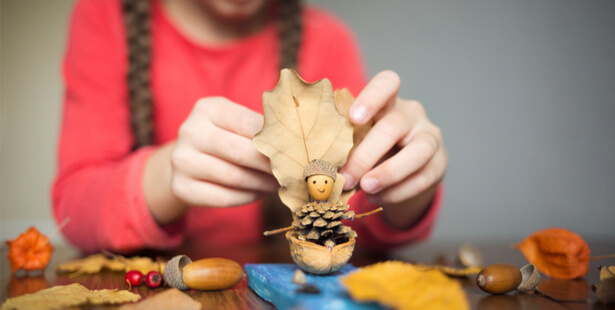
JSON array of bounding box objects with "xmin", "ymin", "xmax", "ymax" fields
[{"xmin": 286, "ymin": 231, "xmax": 355, "ymax": 275}]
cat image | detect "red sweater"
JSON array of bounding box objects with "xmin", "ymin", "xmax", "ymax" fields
[{"xmin": 53, "ymin": 0, "xmax": 441, "ymax": 253}]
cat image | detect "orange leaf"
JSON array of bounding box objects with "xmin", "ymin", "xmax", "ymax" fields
[
  {"xmin": 515, "ymin": 227, "xmax": 590, "ymax": 279},
  {"xmin": 6, "ymin": 227, "xmax": 54, "ymax": 273}
]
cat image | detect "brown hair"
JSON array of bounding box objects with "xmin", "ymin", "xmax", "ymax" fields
[{"xmin": 121, "ymin": 0, "xmax": 303, "ymax": 149}]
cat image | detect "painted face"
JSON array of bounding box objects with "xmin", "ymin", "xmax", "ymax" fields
[{"xmin": 307, "ymin": 175, "xmax": 335, "ymax": 201}]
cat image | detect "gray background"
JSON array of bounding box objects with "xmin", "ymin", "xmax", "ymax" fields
[{"xmin": 1, "ymin": 0, "xmax": 614, "ymax": 246}]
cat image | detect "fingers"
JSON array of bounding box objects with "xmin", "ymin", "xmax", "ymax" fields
[
  {"xmin": 349, "ymin": 70, "xmax": 400, "ymax": 125},
  {"xmin": 204, "ymin": 97, "xmax": 265, "ymax": 138},
  {"xmin": 366, "ymin": 145, "xmax": 447, "ymax": 205},
  {"xmin": 171, "ymin": 175, "xmax": 265, "ymax": 208},
  {"xmin": 171, "ymin": 146, "xmax": 279, "ymax": 193},
  {"xmin": 340, "ymin": 102, "xmax": 415, "ymax": 189},
  {"xmin": 360, "ymin": 130, "xmax": 440, "ymax": 195}
]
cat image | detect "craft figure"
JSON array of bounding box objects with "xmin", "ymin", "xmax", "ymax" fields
[{"xmin": 254, "ymin": 69, "xmax": 381, "ymax": 274}]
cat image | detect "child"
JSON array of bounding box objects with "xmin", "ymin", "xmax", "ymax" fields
[{"xmin": 53, "ymin": 0, "xmax": 446, "ymax": 253}]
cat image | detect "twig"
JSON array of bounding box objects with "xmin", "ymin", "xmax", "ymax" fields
[
  {"xmin": 263, "ymin": 226, "xmax": 295, "ymax": 236},
  {"xmin": 354, "ymin": 207, "xmax": 383, "ymax": 219},
  {"xmin": 262, "ymin": 207, "xmax": 384, "ymax": 236}
]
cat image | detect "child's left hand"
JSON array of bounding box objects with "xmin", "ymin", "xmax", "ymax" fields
[{"xmin": 340, "ymin": 70, "xmax": 447, "ymax": 207}]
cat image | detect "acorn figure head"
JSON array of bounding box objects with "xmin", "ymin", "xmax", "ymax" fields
[{"xmin": 304, "ymin": 159, "xmax": 336, "ymax": 201}]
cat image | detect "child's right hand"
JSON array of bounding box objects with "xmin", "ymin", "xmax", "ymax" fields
[
  {"xmin": 171, "ymin": 97, "xmax": 279, "ymax": 207},
  {"xmin": 144, "ymin": 97, "xmax": 278, "ymax": 225}
]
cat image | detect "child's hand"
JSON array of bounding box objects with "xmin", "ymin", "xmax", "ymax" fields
[
  {"xmin": 340, "ymin": 71, "xmax": 447, "ymax": 206},
  {"xmin": 170, "ymin": 97, "xmax": 278, "ymax": 207}
]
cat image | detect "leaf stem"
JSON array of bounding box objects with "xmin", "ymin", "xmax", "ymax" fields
[{"xmin": 590, "ymin": 254, "xmax": 615, "ymax": 261}]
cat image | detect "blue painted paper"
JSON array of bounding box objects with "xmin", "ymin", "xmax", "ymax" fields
[{"xmin": 245, "ymin": 263, "xmax": 382, "ymax": 310}]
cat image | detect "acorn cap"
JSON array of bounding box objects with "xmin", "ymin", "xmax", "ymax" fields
[
  {"xmin": 304, "ymin": 159, "xmax": 337, "ymax": 181},
  {"xmin": 163, "ymin": 255, "xmax": 192, "ymax": 290}
]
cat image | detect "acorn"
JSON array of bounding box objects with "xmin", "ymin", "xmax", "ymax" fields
[
  {"xmin": 163, "ymin": 255, "xmax": 243, "ymax": 291},
  {"xmin": 517, "ymin": 263, "xmax": 540, "ymax": 292},
  {"xmin": 476, "ymin": 264, "xmax": 522, "ymax": 294}
]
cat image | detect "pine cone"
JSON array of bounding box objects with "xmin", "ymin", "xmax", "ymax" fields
[{"xmin": 292, "ymin": 201, "xmax": 357, "ymax": 247}]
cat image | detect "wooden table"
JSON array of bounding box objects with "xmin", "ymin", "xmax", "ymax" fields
[{"xmin": 1, "ymin": 239, "xmax": 614, "ymax": 309}]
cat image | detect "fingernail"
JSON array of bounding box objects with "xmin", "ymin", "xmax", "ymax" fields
[
  {"xmin": 349, "ymin": 103, "xmax": 367, "ymax": 123},
  {"xmin": 361, "ymin": 178, "xmax": 380, "ymax": 194},
  {"xmin": 341, "ymin": 173, "xmax": 354, "ymax": 190}
]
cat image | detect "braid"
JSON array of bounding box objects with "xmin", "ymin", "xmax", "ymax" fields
[
  {"xmin": 277, "ymin": 0, "xmax": 302, "ymax": 70},
  {"xmin": 122, "ymin": 0, "xmax": 154, "ymax": 148},
  {"xmin": 121, "ymin": 0, "xmax": 302, "ymax": 148}
]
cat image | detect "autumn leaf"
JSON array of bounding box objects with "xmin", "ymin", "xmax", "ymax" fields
[
  {"xmin": 514, "ymin": 227, "xmax": 590, "ymax": 279},
  {"xmin": 593, "ymin": 266, "xmax": 615, "ymax": 304},
  {"xmin": 253, "ymin": 69, "xmax": 354, "ymax": 212},
  {"xmin": 56, "ymin": 253, "xmax": 165, "ymax": 276},
  {"xmin": 119, "ymin": 288, "xmax": 202, "ymax": 310},
  {"xmin": 415, "ymin": 264, "xmax": 482, "ymax": 277},
  {"xmin": 341, "ymin": 261, "xmax": 469, "ymax": 310},
  {"xmin": 6, "ymin": 227, "xmax": 54, "ymax": 273},
  {"xmin": 0, "ymin": 283, "xmax": 140, "ymax": 310}
]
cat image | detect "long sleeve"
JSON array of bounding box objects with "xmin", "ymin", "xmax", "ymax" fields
[{"xmin": 52, "ymin": 0, "xmax": 183, "ymax": 253}]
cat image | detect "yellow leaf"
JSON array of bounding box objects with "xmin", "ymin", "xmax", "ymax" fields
[
  {"xmin": 415, "ymin": 264, "xmax": 482, "ymax": 277},
  {"xmin": 119, "ymin": 288, "xmax": 201, "ymax": 310},
  {"xmin": 341, "ymin": 261, "xmax": 469, "ymax": 310},
  {"xmin": 0, "ymin": 283, "xmax": 140, "ymax": 310},
  {"xmin": 56, "ymin": 254, "xmax": 164, "ymax": 276},
  {"xmin": 253, "ymin": 69, "xmax": 354, "ymax": 211}
]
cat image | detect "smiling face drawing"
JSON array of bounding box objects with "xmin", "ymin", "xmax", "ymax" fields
[{"xmin": 307, "ymin": 175, "xmax": 335, "ymax": 201}]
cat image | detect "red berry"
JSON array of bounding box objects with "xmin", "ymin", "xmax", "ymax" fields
[
  {"xmin": 125, "ymin": 270, "xmax": 143, "ymax": 288},
  {"xmin": 145, "ymin": 271, "xmax": 163, "ymax": 288}
]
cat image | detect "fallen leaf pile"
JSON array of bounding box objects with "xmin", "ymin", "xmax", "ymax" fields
[
  {"xmin": 0, "ymin": 283, "xmax": 140, "ymax": 310},
  {"xmin": 6, "ymin": 227, "xmax": 54, "ymax": 273},
  {"xmin": 341, "ymin": 261, "xmax": 469, "ymax": 310},
  {"xmin": 119, "ymin": 288, "xmax": 201, "ymax": 310},
  {"xmin": 515, "ymin": 227, "xmax": 590, "ymax": 279},
  {"xmin": 253, "ymin": 68, "xmax": 355, "ymax": 212},
  {"xmin": 593, "ymin": 265, "xmax": 615, "ymax": 304},
  {"xmin": 56, "ymin": 253, "xmax": 165, "ymax": 276}
]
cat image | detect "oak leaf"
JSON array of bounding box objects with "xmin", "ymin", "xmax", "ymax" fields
[
  {"xmin": 6, "ymin": 226, "xmax": 54, "ymax": 273},
  {"xmin": 253, "ymin": 69, "xmax": 354, "ymax": 212},
  {"xmin": 56, "ymin": 253, "xmax": 165, "ymax": 276},
  {"xmin": 514, "ymin": 227, "xmax": 590, "ymax": 279},
  {"xmin": 119, "ymin": 288, "xmax": 201, "ymax": 310},
  {"xmin": 0, "ymin": 283, "xmax": 140, "ymax": 310},
  {"xmin": 593, "ymin": 266, "xmax": 615, "ymax": 304},
  {"xmin": 341, "ymin": 261, "xmax": 469, "ymax": 310}
]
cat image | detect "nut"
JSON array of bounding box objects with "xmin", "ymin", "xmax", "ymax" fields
[
  {"xmin": 476, "ymin": 264, "xmax": 522, "ymax": 294},
  {"xmin": 457, "ymin": 244, "xmax": 483, "ymax": 267},
  {"xmin": 163, "ymin": 255, "xmax": 192, "ymax": 290},
  {"xmin": 182, "ymin": 258, "xmax": 243, "ymax": 290},
  {"xmin": 517, "ymin": 263, "xmax": 540, "ymax": 292},
  {"xmin": 286, "ymin": 231, "xmax": 354, "ymax": 275}
]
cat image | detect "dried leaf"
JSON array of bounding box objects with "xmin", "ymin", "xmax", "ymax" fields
[
  {"xmin": 253, "ymin": 69, "xmax": 354, "ymax": 211},
  {"xmin": 119, "ymin": 288, "xmax": 201, "ymax": 310},
  {"xmin": 56, "ymin": 253, "xmax": 165, "ymax": 276},
  {"xmin": 415, "ymin": 264, "xmax": 482, "ymax": 277},
  {"xmin": 6, "ymin": 227, "xmax": 54, "ymax": 273},
  {"xmin": 600, "ymin": 265, "xmax": 615, "ymax": 281},
  {"xmin": 593, "ymin": 266, "xmax": 615, "ymax": 304},
  {"xmin": 514, "ymin": 227, "xmax": 590, "ymax": 279},
  {"xmin": 341, "ymin": 261, "xmax": 469, "ymax": 310},
  {"xmin": 0, "ymin": 283, "xmax": 140, "ymax": 310}
]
